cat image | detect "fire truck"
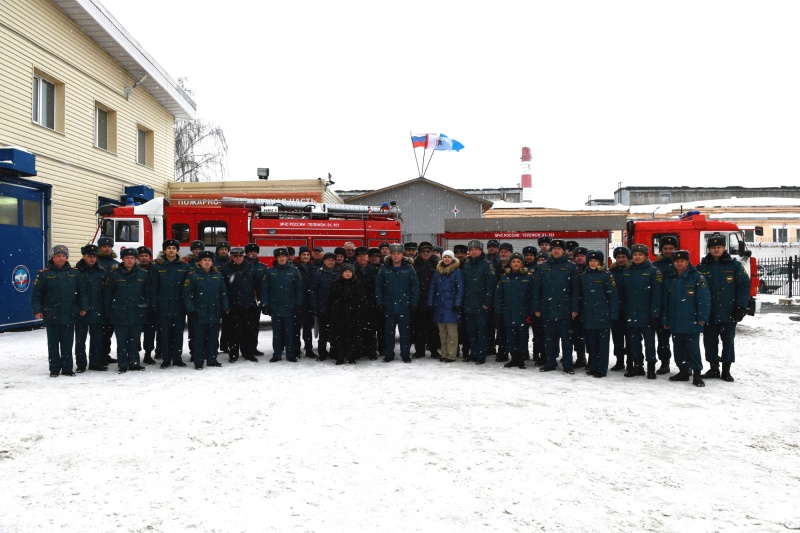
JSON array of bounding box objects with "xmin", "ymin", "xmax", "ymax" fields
[
  {"xmin": 625, "ymin": 211, "xmax": 759, "ymax": 314},
  {"xmin": 93, "ymin": 196, "xmax": 402, "ymax": 265}
]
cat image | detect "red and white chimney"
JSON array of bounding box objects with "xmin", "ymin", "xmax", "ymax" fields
[{"xmin": 521, "ymin": 147, "xmax": 533, "ymax": 203}]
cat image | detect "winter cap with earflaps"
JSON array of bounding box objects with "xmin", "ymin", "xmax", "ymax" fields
[{"xmin": 51, "ymin": 245, "xmax": 69, "ymax": 258}]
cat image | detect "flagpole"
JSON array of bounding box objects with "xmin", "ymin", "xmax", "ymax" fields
[
  {"xmin": 411, "ymin": 131, "xmax": 421, "ymax": 177},
  {"xmin": 422, "ymin": 149, "xmax": 436, "ymax": 178}
]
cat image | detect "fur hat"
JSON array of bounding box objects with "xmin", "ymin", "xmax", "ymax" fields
[
  {"xmin": 467, "ymin": 239, "xmax": 483, "ymax": 251},
  {"xmin": 97, "ymin": 237, "xmax": 114, "ymax": 248},
  {"xmin": 587, "ymin": 250, "xmax": 605, "ymax": 264},
  {"xmin": 120, "ymin": 248, "xmax": 137, "ymax": 259},
  {"xmin": 659, "ymin": 236, "xmax": 679, "ymax": 248},
  {"xmin": 630, "ymin": 244, "xmax": 649, "ymax": 256},
  {"xmin": 216, "ymin": 241, "xmax": 231, "ymax": 251},
  {"xmin": 389, "ymin": 244, "xmax": 404, "ymax": 254},
  {"xmin": 537, "ymin": 236, "xmax": 552, "ymax": 246},
  {"xmin": 137, "ymin": 246, "xmax": 152, "ymax": 257},
  {"xmin": 81, "ymin": 244, "xmax": 98, "ymax": 256},
  {"xmin": 190, "ymin": 240, "xmax": 205, "ymax": 251},
  {"xmin": 523, "ymin": 245, "xmax": 538, "ymax": 256},
  {"xmin": 163, "ymin": 239, "xmax": 180, "ymax": 251},
  {"xmin": 499, "ymin": 242, "xmax": 514, "ymax": 253},
  {"xmin": 51, "ymin": 244, "xmax": 69, "ymax": 258},
  {"xmin": 199, "ymin": 250, "xmax": 215, "ymax": 261},
  {"xmin": 707, "ymin": 233, "xmax": 725, "ymax": 248},
  {"xmin": 672, "ymin": 250, "xmax": 691, "ymax": 262},
  {"xmin": 613, "ymin": 246, "xmax": 632, "ymax": 259}
]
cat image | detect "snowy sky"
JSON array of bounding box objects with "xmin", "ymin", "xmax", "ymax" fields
[{"xmin": 100, "ymin": 0, "xmax": 800, "ymax": 207}]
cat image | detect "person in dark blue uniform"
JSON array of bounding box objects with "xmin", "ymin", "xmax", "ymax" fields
[
  {"xmin": 580, "ymin": 251, "xmax": 619, "ymax": 378},
  {"xmin": 375, "ymin": 243, "xmax": 420, "ymax": 362},
  {"xmin": 532, "ymin": 239, "xmax": 580, "ymax": 374},
  {"xmin": 96, "ymin": 236, "xmax": 118, "ymax": 365},
  {"xmin": 663, "ymin": 250, "xmax": 711, "ymax": 387},
  {"xmin": 461, "ymin": 240, "xmax": 495, "ymax": 365},
  {"xmin": 530, "ymin": 252, "xmax": 549, "ymax": 366},
  {"xmin": 294, "ymin": 246, "xmax": 318, "ymax": 358},
  {"xmin": 246, "ymin": 243, "xmax": 268, "ymax": 356},
  {"xmin": 354, "ymin": 246, "xmax": 381, "ymax": 360},
  {"xmin": 153, "ymin": 239, "xmax": 190, "ymax": 368},
  {"xmin": 223, "ymin": 246, "xmax": 259, "ymax": 363},
  {"xmin": 696, "ymin": 233, "xmax": 751, "ymax": 382},
  {"xmin": 32, "ymin": 245, "xmax": 83, "ymax": 377},
  {"xmin": 136, "ymin": 246, "xmax": 159, "ymax": 365},
  {"xmin": 491, "ymin": 242, "xmax": 514, "ymax": 362},
  {"xmin": 494, "ymin": 252, "xmax": 533, "ymax": 369},
  {"xmin": 571, "ymin": 246, "xmax": 589, "ymax": 368},
  {"xmin": 75, "ymin": 244, "xmax": 107, "ymax": 372},
  {"xmin": 620, "ymin": 244, "xmax": 663, "ymax": 379},
  {"xmin": 310, "ymin": 252, "xmax": 340, "ymax": 361},
  {"xmin": 183, "ymin": 250, "xmax": 229, "ymax": 369},
  {"xmin": 653, "ymin": 236, "xmax": 678, "ymax": 374},
  {"xmin": 608, "ymin": 246, "xmax": 631, "ymax": 372},
  {"xmin": 104, "ymin": 248, "xmax": 152, "ymax": 374},
  {"xmin": 262, "ymin": 247, "xmax": 304, "ymax": 362}
]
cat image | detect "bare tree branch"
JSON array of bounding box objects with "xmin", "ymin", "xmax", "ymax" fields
[{"xmin": 174, "ymin": 78, "xmax": 228, "ymax": 182}]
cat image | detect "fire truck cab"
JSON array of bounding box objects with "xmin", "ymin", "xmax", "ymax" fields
[
  {"xmin": 94, "ymin": 196, "xmax": 403, "ymax": 265},
  {"xmin": 625, "ymin": 211, "xmax": 759, "ymax": 314}
]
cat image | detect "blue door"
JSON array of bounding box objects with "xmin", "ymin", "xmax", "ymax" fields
[{"xmin": 0, "ymin": 181, "xmax": 49, "ymax": 330}]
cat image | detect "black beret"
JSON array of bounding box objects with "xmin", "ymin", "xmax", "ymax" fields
[
  {"xmin": 613, "ymin": 246, "xmax": 632, "ymax": 259},
  {"xmin": 120, "ymin": 248, "xmax": 137, "ymax": 258},
  {"xmin": 672, "ymin": 250, "xmax": 691, "ymax": 261},
  {"xmin": 659, "ymin": 236, "xmax": 679, "ymax": 248},
  {"xmin": 81, "ymin": 244, "xmax": 99, "ymax": 256},
  {"xmin": 487, "ymin": 239, "xmax": 500, "ymax": 248},
  {"xmin": 162, "ymin": 239, "xmax": 180, "ymax": 251},
  {"xmin": 499, "ymin": 242, "xmax": 513, "ymax": 252},
  {"xmin": 199, "ymin": 250, "xmax": 215, "ymax": 261},
  {"xmin": 537, "ymin": 236, "xmax": 552, "ymax": 246},
  {"xmin": 137, "ymin": 246, "xmax": 152, "ymax": 257},
  {"xmin": 453, "ymin": 244, "xmax": 468, "ymax": 254},
  {"xmin": 707, "ymin": 233, "xmax": 725, "ymax": 248},
  {"xmin": 573, "ymin": 247, "xmax": 588, "ymax": 257}
]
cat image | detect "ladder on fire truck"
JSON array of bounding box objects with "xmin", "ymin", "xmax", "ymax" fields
[{"xmin": 220, "ymin": 197, "xmax": 402, "ymax": 221}]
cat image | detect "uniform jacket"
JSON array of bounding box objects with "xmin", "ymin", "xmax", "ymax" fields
[
  {"xmin": 249, "ymin": 258, "xmax": 268, "ymax": 304},
  {"xmin": 461, "ymin": 253, "xmax": 496, "ymax": 314},
  {"xmin": 104, "ymin": 265, "xmax": 151, "ymax": 327},
  {"xmin": 532, "ymin": 255, "xmax": 580, "ymax": 320},
  {"xmin": 213, "ymin": 255, "xmax": 231, "ymax": 270},
  {"xmin": 97, "ymin": 251, "xmax": 118, "ymax": 272},
  {"xmin": 261, "ymin": 261, "xmax": 304, "ymax": 317},
  {"xmin": 311, "ymin": 266, "xmax": 340, "ymax": 316},
  {"xmin": 153, "ymin": 253, "xmax": 190, "ymax": 317},
  {"xmin": 354, "ymin": 263, "xmax": 381, "ymax": 310},
  {"xmin": 620, "ymin": 259, "xmax": 662, "ymax": 327},
  {"xmin": 652, "ymin": 255, "xmax": 675, "ymax": 277},
  {"xmin": 494, "ymin": 267, "xmax": 534, "ymax": 327},
  {"xmin": 328, "ymin": 274, "xmax": 368, "ymax": 335},
  {"xmin": 222, "ymin": 259, "xmax": 258, "ymax": 309},
  {"xmin": 76, "ymin": 259, "xmax": 106, "ymax": 325},
  {"xmin": 31, "ymin": 261, "xmax": 81, "ymax": 325},
  {"xmin": 608, "ymin": 262, "xmax": 627, "ymax": 321},
  {"xmin": 662, "ymin": 264, "xmax": 711, "ymax": 334},
  {"xmin": 696, "ymin": 252, "xmax": 751, "ymax": 323},
  {"xmin": 413, "ymin": 255, "xmax": 438, "ymax": 309},
  {"xmin": 375, "ymin": 256, "xmax": 420, "ymax": 315},
  {"xmin": 183, "ymin": 266, "xmax": 229, "ymax": 324},
  {"xmin": 427, "ymin": 259, "xmax": 464, "ymax": 324},
  {"xmin": 580, "ymin": 267, "xmax": 619, "ymax": 329},
  {"xmin": 295, "ymin": 261, "xmax": 319, "ymax": 311}
]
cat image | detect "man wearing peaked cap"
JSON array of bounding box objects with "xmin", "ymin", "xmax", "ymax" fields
[
  {"xmin": 404, "ymin": 242, "xmax": 418, "ymax": 258},
  {"xmin": 32, "ymin": 243, "xmax": 82, "ymax": 377},
  {"xmin": 696, "ymin": 233, "xmax": 751, "ymax": 383}
]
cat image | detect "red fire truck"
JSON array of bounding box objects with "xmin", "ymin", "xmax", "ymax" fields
[
  {"xmin": 626, "ymin": 211, "xmax": 759, "ymax": 314},
  {"xmin": 94, "ymin": 196, "xmax": 402, "ymax": 265}
]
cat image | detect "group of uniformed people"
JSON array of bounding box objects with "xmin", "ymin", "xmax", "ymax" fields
[{"xmin": 31, "ymin": 232, "xmax": 750, "ymax": 386}]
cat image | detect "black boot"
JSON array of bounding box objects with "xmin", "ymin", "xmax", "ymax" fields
[
  {"xmin": 610, "ymin": 356, "xmax": 625, "ymax": 371},
  {"xmin": 495, "ymin": 353, "xmax": 510, "ymax": 363},
  {"xmin": 702, "ymin": 362, "xmax": 721, "ymax": 379},
  {"xmin": 669, "ymin": 367, "xmax": 691, "ymax": 381},
  {"xmin": 646, "ymin": 361, "xmax": 656, "ymax": 379},
  {"xmin": 656, "ymin": 362, "xmax": 671, "ymax": 375},
  {"xmin": 518, "ymin": 352, "xmax": 526, "ymax": 369},
  {"xmin": 305, "ymin": 348, "xmax": 318, "ymax": 358},
  {"xmin": 624, "ymin": 363, "xmax": 645, "ymax": 378},
  {"xmin": 574, "ymin": 353, "xmax": 587, "ymax": 369},
  {"xmin": 143, "ymin": 352, "xmax": 156, "ymax": 365},
  {"xmin": 244, "ymin": 355, "xmax": 259, "ymax": 362},
  {"xmin": 693, "ymin": 369, "xmax": 705, "ymax": 387},
  {"xmin": 721, "ymin": 362, "xmax": 735, "ymax": 382},
  {"xmin": 503, "ymin": 352, "xmax": 517, "ymax": 368}
]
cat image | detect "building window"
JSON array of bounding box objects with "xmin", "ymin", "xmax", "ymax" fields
[
  {"xmin": 773, "ymin": 228, "xmax": 788, "ymax": 243},
  {"xmin": 95, "ymin": 103, "xmax": 117, "ymax": 152},
  {"xmin": 172, "ymin": 223, "xmax": 190, "ymax": 243},
  {"xmin": 742, "ymin": 229, "xmax": 755, "ymax": 242},
  {"xmin": 199, "ymin": 221, "xmax": 227, "ymax": 246},
  {"xmin": 137, "ymin": 125, "xmax": 154, "ymax": 168},
  {"xmin": 32, "ymin": 70, "xmax": 64, "ymax": 132}
]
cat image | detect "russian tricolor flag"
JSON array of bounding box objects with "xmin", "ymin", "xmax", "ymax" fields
[{"xmin": 411, "ymin": 133, "xmax": 428, "ymax": 148}]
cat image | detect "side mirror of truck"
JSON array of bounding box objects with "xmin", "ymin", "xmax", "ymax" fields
[
  {"xmin": 739, "ymin": 241, "xmax": 746, "ymax": 256},
  {"xmin": 754, "ymin": 226, "xmax": 764, "ymax": 237}
]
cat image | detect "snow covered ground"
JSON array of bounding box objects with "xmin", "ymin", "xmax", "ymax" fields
[{"xmin": 1, "ymin": 310, "xmax": 799, "ymax": 532}]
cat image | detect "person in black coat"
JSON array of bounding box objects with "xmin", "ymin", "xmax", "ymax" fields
[
  {"xmin": 354, "ymin": 247, "xmax": 381, "ymax": 360},
  {"xmin": 293, "ymin": 246, "xmax": 318, "ymax": 357},
  {"xmin": 310, "ymin": 253, "xmax": 340, "ymax": 360},
  {"xmin": 75, "ymin": 245, "xmax": 106, "ymax": 372},
  {"xmin": 222, "ymin": 247, "xmax": 259, "ymax": 362},
  {"xmin": 328, "ymin": 264, "xmax": 369, "ymax": 364},
  {"xmin": 412, "ymin": 241, "xmax": 439, "ymax": 358}
]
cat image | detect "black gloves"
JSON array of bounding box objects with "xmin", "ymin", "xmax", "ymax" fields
[
  {"xmin": 187, "ymin": 310, "xmax": 199, "ymax": 320},
  {"xmin": 649, "ymin": 317, "xmax": 660, "ymax": 329},
  {"xmin": 734, "ymin": 307, "xmax": 748, "ymax": 322}
]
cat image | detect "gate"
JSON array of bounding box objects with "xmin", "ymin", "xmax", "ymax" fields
[
  {"xmin": 0, "ymin": 149, "xmax": 51, "ymax": 331},
  {"xmin": 756, "ymin": 255, "xmax": 800, "ymax": 297}
]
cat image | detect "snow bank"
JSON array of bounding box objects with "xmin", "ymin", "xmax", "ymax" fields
[{"xmin": 1, "ymin": 313, "xmax": 799, "ymax": 531}]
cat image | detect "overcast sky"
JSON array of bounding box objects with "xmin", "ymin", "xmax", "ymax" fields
[{"xmin": 101, "ymin": 0, "xmax": 800, "ymax": 207}]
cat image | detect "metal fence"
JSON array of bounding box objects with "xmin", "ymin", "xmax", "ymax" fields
[{"xmin": 757, "ymin": 255, "xmax": 800, "ymax": 297}]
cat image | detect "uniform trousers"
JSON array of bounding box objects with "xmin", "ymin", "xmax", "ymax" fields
[
  {"xmin": 628, "ymin": 326, "xmax": 657, "ymax": 364},
  {"xmin": 192, "ymin": 322, "xmax": 220, "ymax": 367},
  {"xmin": 272, "ymin": 315, "xmax": 295, "ymax": 358},
  {"xmin": 247, "ymin": 307, "xmax": 262, "ymax": 355},
  {"xmin": 75, "ymin": 320, "xmax": 103, "ymax": 368},
  {"xmin": 672, "ymin": 333, "xmax": 703, "ymax": 371},
  {"xmin": 544, "ymin": 318, "xmax": 574, "ymax": 370},
  {"xmin": 703, "ymin": 322, "xmax": 737, "ymax": 363},
  {"xmin": 464, "ymin": 311, "xmax": 489, "ymax": 362},
  {"xmin": 611, "ymin": 319, "xmax": 628, "ymax": 361},
  {"xmin": 47, "ymin": 324, "xmax": 75, "ymax": 373},
  {"xmin": 505, "ymin": 325, "xmax": 528, "ymax": 356},
  {"xmin": 657, "ymin": 326, "xmax": 672, "ymax": 364},
  {"xmin": 159, "ymin": 314, "xmax": 185, "ymax": 364},
  {"xmin": 585, "ymin": 328, "xmax": 611, "ymax": 376},
  {"xmin": 115, "ymin": 325, "xmax": 142, "ymax": 370},
  {"xmin": 384, "ymin": 313, "xmax": 411, "ymax": 360}
]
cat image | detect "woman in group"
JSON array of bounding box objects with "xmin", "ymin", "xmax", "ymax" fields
[
  {"xmin": 327, "ymin": 263, "xmax": 368, "ymax": 365},
  {"xmin": 427, "ymin": 250, "xmax": 464, "ymax": 363}
]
